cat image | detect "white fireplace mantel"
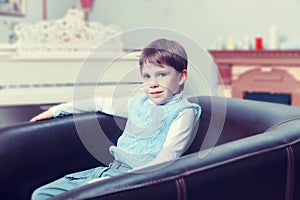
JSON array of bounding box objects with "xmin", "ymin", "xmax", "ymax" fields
[{"xmin": 0, "ymin": 51, "xmax": 141, "ymax": 106}]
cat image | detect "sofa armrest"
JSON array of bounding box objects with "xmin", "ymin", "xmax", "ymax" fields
[{"xmin": 0, "ymin": 112, "xmax": 125, "ymax": 200}]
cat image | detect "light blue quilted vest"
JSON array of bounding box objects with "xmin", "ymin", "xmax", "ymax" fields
[{"xmin": 109, "ymin": 93, "xmax": 201, "ymax": 168}]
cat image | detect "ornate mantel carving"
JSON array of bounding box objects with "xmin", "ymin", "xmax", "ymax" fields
[{"xmin": 14, "ymin": 7, "xmax": 123, "ymax": 56}]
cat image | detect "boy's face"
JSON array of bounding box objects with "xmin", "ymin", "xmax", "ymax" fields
[{"xmin": 141, "ymin": 63, "xmax": 187, "ymax": 105}]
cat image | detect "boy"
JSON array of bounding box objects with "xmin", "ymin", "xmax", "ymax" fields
[{"xmin": 31, "ymin": 38, "xmax": 201, "ymax": 199}]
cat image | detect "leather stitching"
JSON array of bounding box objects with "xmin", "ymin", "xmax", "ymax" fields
[
  {"xmin": 176, "ymin": 178, "xmax": 187, "ymax": 200},
  {"xmin": 285, "ymin": 146, "xmax": 295, "ymax": 200}
]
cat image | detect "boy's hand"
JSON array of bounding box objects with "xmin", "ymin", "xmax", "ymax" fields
[{"xmin": 30, "ymin": 110, "xmax": 53, "ymax": 122}]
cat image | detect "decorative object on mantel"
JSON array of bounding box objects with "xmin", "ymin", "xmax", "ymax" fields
[
  {"xmin": 2, "ymin": 20, "xmax": 18, "ymax": 44},
  {"xmin": 80, "ymin": 0, "xmax": 95, "ymax": 21},
  {"xmin": 0, "ymin": 0, "xmax": 26, "ymax": 17},
  {"xmin": 14, "ymin": 6, "xmax": 123, "ymax": 58}
]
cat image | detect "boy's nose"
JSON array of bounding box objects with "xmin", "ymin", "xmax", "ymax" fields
[{"xmin": 149, "ymin": 81, "xmax": 159, "ymax": 88}]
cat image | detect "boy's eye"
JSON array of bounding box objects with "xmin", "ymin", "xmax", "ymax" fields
[
  {"xmin": 143, "ymin": 74, "xmax": 150, "ymax": 79},
  {"xmin": 158, "ymin": 73, "xmax": 166, "ymax": 77}
]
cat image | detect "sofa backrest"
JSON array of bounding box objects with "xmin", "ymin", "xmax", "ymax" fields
[{"xmin": 185, "ymin": 96, "xmax": 300, "ymax": 155}]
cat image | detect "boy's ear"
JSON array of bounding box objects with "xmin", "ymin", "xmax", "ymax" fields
[{"xmin": 178, "ymin": 69, "xmax": 187, "ymax": 85}]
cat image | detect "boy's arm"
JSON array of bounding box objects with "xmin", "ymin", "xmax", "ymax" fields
[
  {"xmin": 131, "ymin": 108, "xmax": 199, "ymax": 170},
  {"xmin": 30, "ymin": 97, "xmax": 129, "ymax": 122}
]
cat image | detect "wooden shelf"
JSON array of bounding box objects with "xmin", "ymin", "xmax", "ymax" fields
[{"xmin": 209, "ymin": 50, "xmax": 300, "ymax": 67}]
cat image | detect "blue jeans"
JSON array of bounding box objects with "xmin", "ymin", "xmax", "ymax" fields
[{"xmin": 31, "ymin": 160, "xmax": 131, "ymax": 200}]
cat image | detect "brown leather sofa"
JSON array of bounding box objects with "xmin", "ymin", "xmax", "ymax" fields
[{"xmin": 1, "ymin": 96, "xmax": 300, "ymax": 200}]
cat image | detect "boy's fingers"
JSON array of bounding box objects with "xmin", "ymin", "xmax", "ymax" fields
[
  {"xmin": 30, "ymin": 116, "xmax": 39, "ymax": 122},
  {"xmin": 30, "ymin": 113, "xmax": 47, "ymax": 122}
]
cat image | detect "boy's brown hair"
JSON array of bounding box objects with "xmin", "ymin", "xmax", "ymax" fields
[{"xmin": 139, "ymin": 39, "xmax": 188, "ymax": 73}]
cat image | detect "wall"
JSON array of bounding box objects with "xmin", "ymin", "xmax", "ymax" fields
[{"xmin": 1, "ymin": 0, "xmax": 300, "ymax": 49}]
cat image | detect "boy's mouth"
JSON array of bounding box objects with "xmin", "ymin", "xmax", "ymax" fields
[{"xmin": 150, "ymin": 91, "xmax": 163, "ymax": 95}]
